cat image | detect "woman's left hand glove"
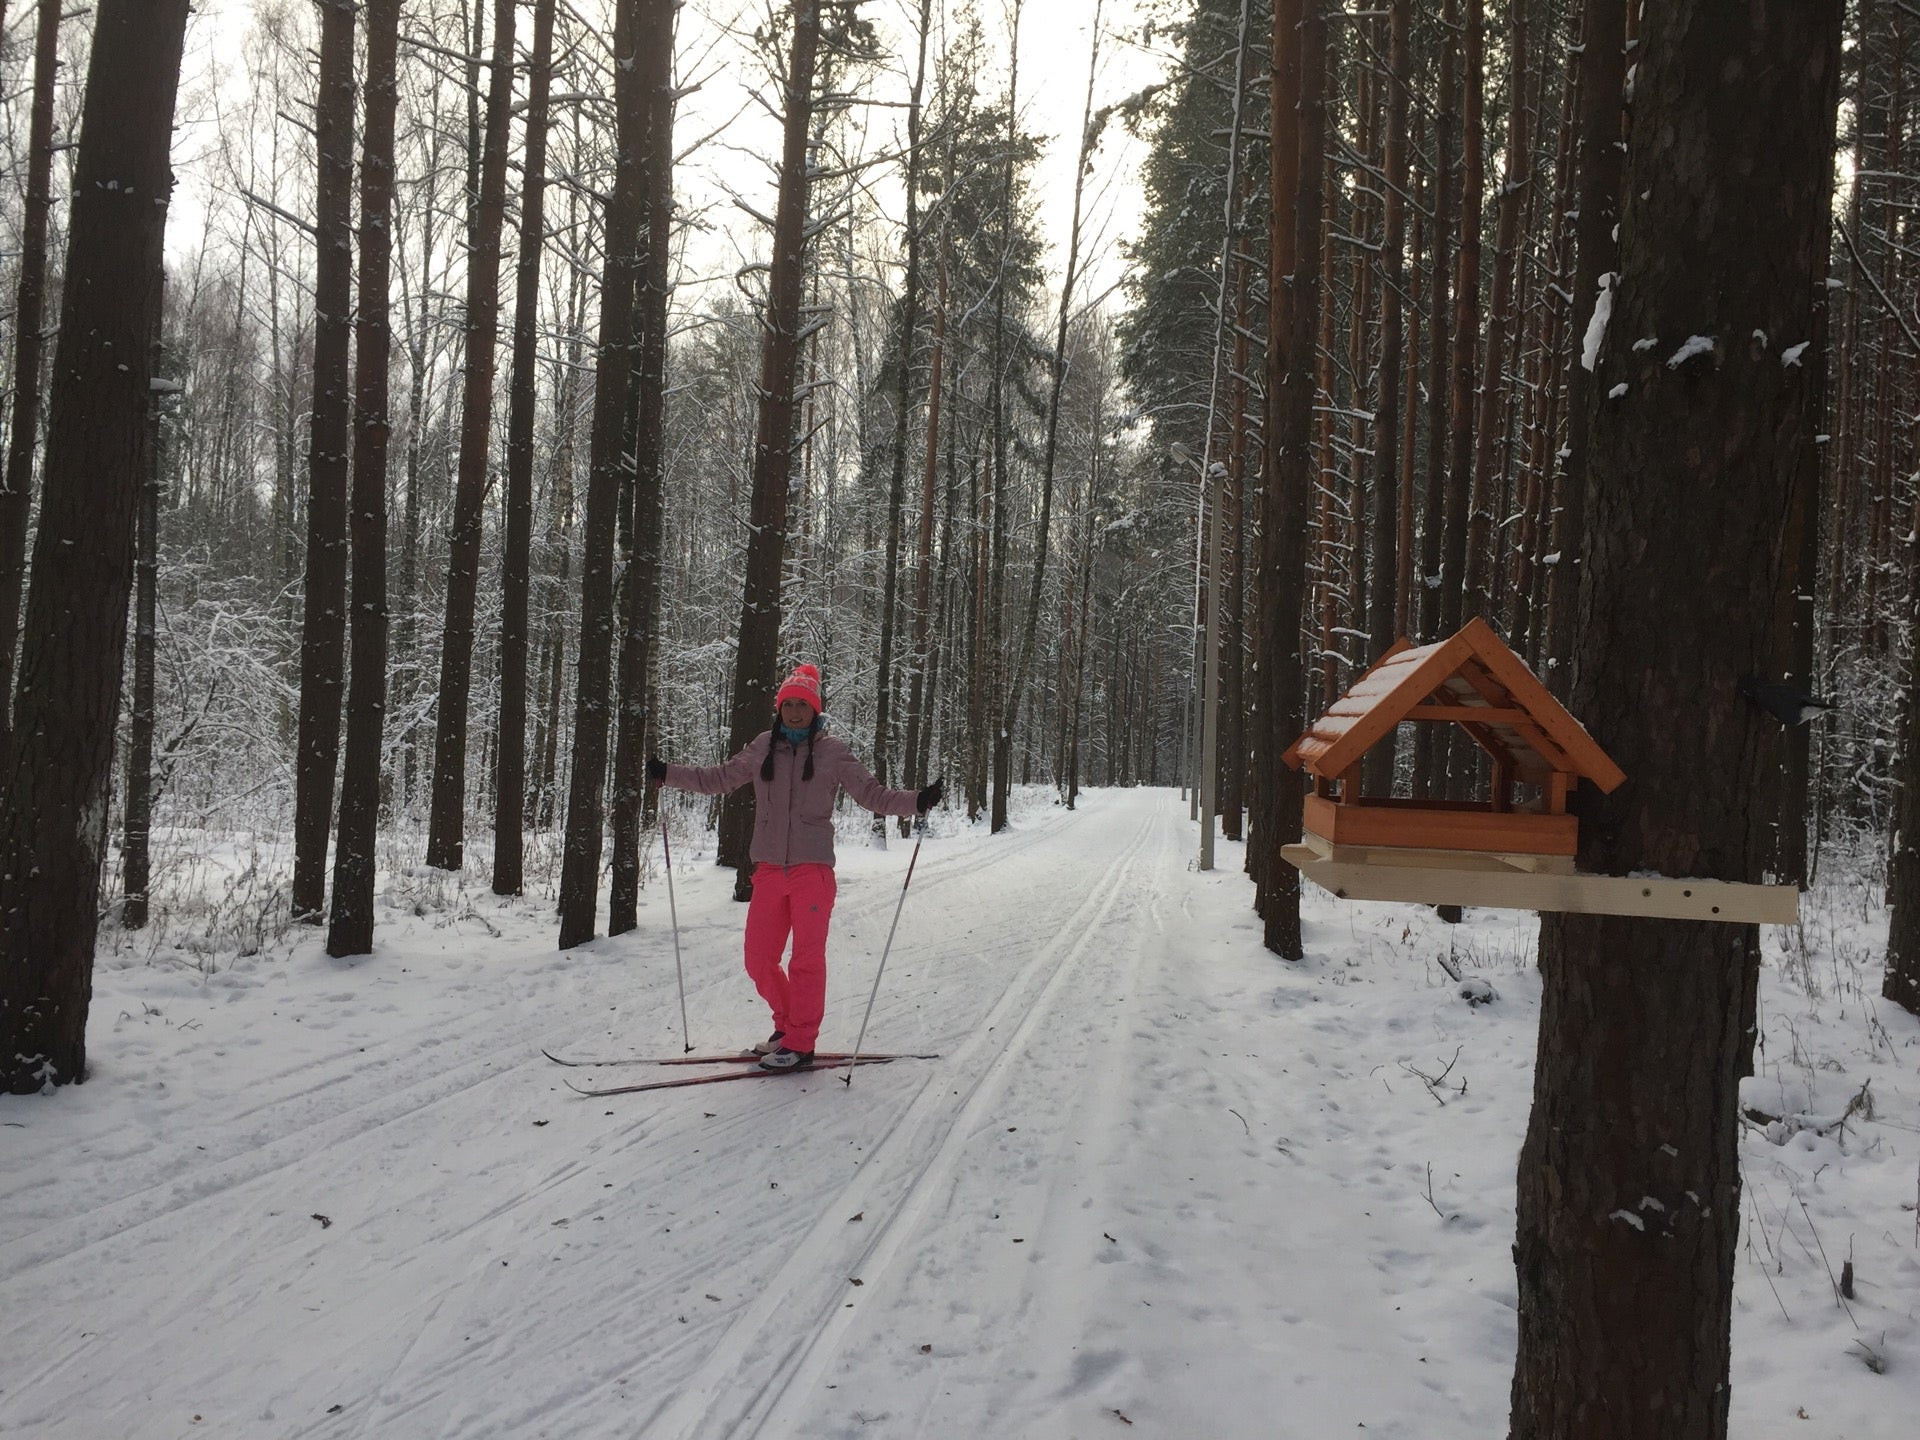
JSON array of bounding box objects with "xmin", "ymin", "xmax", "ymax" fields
[
  {"xmin": 916, "ymin": 777, "xmax": 944, "ymax": 814},
  {"xmin": 646, "ymin": 757, "xmax": 669, "ymax": 784}
]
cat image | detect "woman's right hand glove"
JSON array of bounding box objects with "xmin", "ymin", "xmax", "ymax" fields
[
  {"xmin": 646, "ymin": 757, "xmax": 669, "ymax": 785},
  {"xmin": 915, "ymin": 776, "xmax": 944, "ymax": 813}
]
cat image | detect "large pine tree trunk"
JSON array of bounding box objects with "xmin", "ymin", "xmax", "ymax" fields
[
  {"xmin": 1508, "ymin": 6, "xmax": 1842, "ymax": 1432},
  {"xmin": 427, "ymin": 0, "xmax": 517, "ymax": 871},
  {"xmin": 716, "ymin": 0, "xmax": 823, "ymax": 896},
  {"xmin": 608, "ymin": 0, "xmax": 676, "ymax": 934},
  {"xmin": 291, "ymin": 0, "xmax": 358, "ymax": 921},
  {"xmin": 557, "ymin": 0, "xmax": 650, "ymax": 948},
  {"xmin": 0, "ymin": 0, "xmax": 61, "ymax": 769},
  {"xmin": 492, "ymin": 0, "xmax": 558, "ymax": 899},
  {"xmin": 1252, "ymin": 0, "xmax": 1321, "ymax": 959},
  {"xmin": 0, "ymin": 0, "xmax": 191, "ymax": 1093},
  {"xmin": 326, "ymin": 0, "xmax": 402, "ymax": 959}
]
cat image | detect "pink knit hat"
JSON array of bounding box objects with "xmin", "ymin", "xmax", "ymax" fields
[{"xmin": 774, "ymin": 662, "xmax": 824, "ymax": 714}]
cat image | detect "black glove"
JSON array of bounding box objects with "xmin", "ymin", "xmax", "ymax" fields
[
  {"xmin": 646, "ymin": 756, "xmax": 669, "ymax": 785},
  {"xmin": 915, "ymin": 776, "xmax": 944, "ymax": 814}
]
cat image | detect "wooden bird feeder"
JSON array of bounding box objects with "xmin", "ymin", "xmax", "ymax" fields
[{"xmin": 1278, "ymin": 618, "xmax": 1799, "ymax": 925}]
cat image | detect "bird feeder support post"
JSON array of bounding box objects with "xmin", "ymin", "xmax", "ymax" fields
[{"xmin": 1547, "ymin": 772, "xmax": 1570, "ymax": 815}]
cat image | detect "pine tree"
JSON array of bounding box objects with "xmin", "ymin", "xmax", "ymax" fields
[
  {"xmin": 493, "ymin": 0, "xmax": 560, "ymax": 900},
  {"xmin": 326, "ymin": 0, "xmax": 404, "ymax": 959},
  {"xmin": 0, "ymin": 0, "xmax": 195, "ymax": 1092},
  {"xmin": 1509, "ymin": 4, "xmax": 1843, "ymax": 1429},
  {"xmin": 290, "ymin": 0, "xmax": 358, "ymax": 920}
]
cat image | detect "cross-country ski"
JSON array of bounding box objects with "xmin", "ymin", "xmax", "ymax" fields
[
  {"xmin": 543, "ymin": 1049, "xmax": 939, "ymax": 1068},
  {"xmin": 563, "ymin": 1053, "xmax": 926, "ymax": 1096}
]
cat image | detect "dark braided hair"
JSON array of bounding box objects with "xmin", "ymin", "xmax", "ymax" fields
[{"xmin": 759, "ymin": 721, "xmax": 820, "ymax": 782}]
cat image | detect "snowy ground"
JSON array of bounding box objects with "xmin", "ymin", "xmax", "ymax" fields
[{"xmin": 2, "ymin": 788, "xmax": 1916, "ymax": 1439}]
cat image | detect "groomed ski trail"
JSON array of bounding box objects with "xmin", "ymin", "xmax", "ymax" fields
[{"xmin": 639, "ymin": 798, "xmax": 1168, "ymax": 1439}]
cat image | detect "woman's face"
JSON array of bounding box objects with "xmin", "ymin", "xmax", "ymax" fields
[{"xmin": 780, "ymin": 698, "xmax": 816, "ymax": 729}]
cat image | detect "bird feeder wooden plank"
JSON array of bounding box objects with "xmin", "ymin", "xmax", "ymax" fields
[
  {"xmin": 1304, "ymin": 793, "xmax": 1577, "ymax": 855},
  {"xmin": 1294, "ymin": 833, "xmax": 1575, "ymax": 874},
  {"xmin": 1281, "ymin": 844, "xmax": 1800, "ymax": 926}
]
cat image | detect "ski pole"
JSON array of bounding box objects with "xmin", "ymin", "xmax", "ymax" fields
[
  {"xmin": 843, "ymin": 816, "xmax": 924, "ymax": 1088},
  {"xmin": 661, "ymin": 811, "xmax": 692, "ymax": 1053}
]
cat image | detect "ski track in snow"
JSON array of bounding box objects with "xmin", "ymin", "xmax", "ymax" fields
[
  {"xmin": 652, "ymin": 801, "xmax": 1166, "ymax": 1438},
  {"xmin": 2, "ymin": 788, "xmax": 1915, "ymax": 1439}
]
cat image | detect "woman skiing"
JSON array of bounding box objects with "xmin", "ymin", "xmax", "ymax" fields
[{"xmin": 647, "ymin": 663, "xmax": 942, "ymax": 1072}]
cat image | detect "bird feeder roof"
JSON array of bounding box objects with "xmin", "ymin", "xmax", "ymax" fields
[{"xmin": 1283, "ymin": 618, "xmax": 1626, "ymax": 793}]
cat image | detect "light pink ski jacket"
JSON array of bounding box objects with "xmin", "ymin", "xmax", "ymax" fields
[{"xmin": 664, "ymin": 731, "xmax": 919, "ymax": 868}]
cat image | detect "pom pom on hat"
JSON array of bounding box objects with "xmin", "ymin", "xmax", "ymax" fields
[{"xmin": 774, "ymin": 662, "xmax": 824, "ymax": 714}]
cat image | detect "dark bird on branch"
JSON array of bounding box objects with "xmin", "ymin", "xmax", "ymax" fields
[{"xmin": 1737, "ymin": 674, "xmax": 1838, "ymax": 727}]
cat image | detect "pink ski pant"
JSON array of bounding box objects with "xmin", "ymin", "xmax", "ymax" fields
[{"xmin": 742, "ymin": 862, "xmax": 838, "ymax": 1052}]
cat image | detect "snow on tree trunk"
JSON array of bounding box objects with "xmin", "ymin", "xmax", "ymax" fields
[{"xmin": 1509, "ymin": 5, "xmax": 1842, "ymax": 1432}]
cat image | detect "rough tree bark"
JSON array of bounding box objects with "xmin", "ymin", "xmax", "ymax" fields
[
  {"xmin": 1508, "ymin": 5, "xmax": 1842, "ymax": 1432},
  {"xmin": 290, "ymin": 0, "xmax": 358, "ymax": 921},
  {"xmin": 326, "ymin": 0, "xmax": 403, "ymax": 959},
  {"xmin": 716, "ymin": 0, "xmax": 823, "ymax": 897},
  {"xmin": 492, "ymin": 0, "xmax": 558, "ymax": 899},
  {"xmin": 607, "ymin": 0, "xmax": 676, "ymax": 934},
  {"xmin": 557, "ymin": 0, "xmax": 649, "ymax": 948},
  {"xmin": 1252, "ymin": 0, "xmax": 1321, "ymax": 959},
  {"xmin": 0, "ymin": 0, "xmax": 192, "ymax": 1093},
  {"xmin": 427, "ymin": 0, "xmax": 517, "ymax": 871}
]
